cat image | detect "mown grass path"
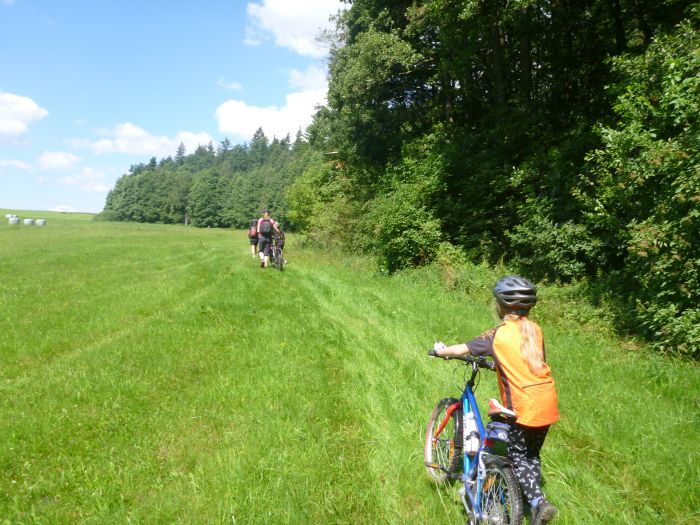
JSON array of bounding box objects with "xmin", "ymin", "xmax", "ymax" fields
[{"xmin": 1, "ymin": 214, "xmax": 698, "ymax": 524}]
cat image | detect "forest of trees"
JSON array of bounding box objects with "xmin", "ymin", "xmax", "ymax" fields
[
  {"xmin": 100, "ymin": 0, "xmax": 698, "ymax": 356},
  {"xmin": 98, "ymin": 128, "xmax": 321, "ymax": 229}
]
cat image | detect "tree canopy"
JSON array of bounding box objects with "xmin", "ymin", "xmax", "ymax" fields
[{"xmin": 292, "ymin": 0, "xmax": 699, "ymax": 356}]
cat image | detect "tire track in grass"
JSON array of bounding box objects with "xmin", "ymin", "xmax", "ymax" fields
[
  {"xmin": 208, "ymin": 256, "xmax": 383, "ymax": 524},
  {"xmin": 275, "ymin": 265, "xmax": 413, "ymax": 522},
  {"xmin": 287, "ymin": 266, "xmax": 469, "ymax": 523}
]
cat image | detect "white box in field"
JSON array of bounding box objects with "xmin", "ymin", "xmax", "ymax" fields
[
  {"xmin": 36, "ymin": 219, "xmax": 46, "ymax": 226},
  {"xmin": 8, "ymin": 217, "xmax": 19, "ymax": 225},
  {"xmin": 24, "ymin": 218, "xmax": 34, "ymax": 225}
]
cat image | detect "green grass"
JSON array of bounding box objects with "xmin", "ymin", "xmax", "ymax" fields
[{"xmin": 1, "ymin": 211, "xmax": 698, "ymax": 524}]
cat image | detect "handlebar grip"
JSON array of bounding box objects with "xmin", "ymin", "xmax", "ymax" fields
[{"xmin": 481, "ymin": 359, "xmax": 496, "ymax": 370}]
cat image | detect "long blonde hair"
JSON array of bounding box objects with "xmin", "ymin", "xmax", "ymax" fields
[{"xmin": 503, "ymin": 313, "xmax": 545, "ymax": 374}]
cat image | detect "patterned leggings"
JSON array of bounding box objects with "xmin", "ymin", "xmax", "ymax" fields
[{"xmin": 508, "ymin": 424, "xmax": 550, "ymax": 506}]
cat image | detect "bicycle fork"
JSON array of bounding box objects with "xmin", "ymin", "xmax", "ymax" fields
[{"xmin": 460, "ymin": 453, "xmax": 485, "ymax": 520}]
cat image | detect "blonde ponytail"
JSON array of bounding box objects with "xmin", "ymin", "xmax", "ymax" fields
[{"xmin": 504, "ymin": 313, "xmax": 545, "ymax": 374}]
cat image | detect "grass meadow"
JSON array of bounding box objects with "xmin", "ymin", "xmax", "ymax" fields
[{"xmin": 1, "ymin": 210, "xmax": 698, "ymax": 524}]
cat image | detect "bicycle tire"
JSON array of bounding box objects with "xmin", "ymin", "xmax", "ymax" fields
[
  {"xmin": 273, "ymin": 247, "xmax": 283, "ymax": 270},
  {"xmin": 478, "ymin": 463, "xmax": 523, "ymax": 525},
  {"xmin": 424, "ymin": 397, "xmax": 463, "ymax": 484}
]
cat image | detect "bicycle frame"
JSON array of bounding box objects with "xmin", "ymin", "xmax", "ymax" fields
[
  {"xmin": 437, "ymin": 361, "xmax": 490, "ymax": 516},
  {"xmin": 461, "ymin": 374, "xmax": 488, "ymax": 515}
]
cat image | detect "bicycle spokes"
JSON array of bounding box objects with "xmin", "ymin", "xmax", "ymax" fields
[
  {"xmin": 434, "ymin": 436, "xmax": 453, "ymax": 465},
  {"xmin": 482, "ymin": 473, "xmax": 512, "ymax": 524}
]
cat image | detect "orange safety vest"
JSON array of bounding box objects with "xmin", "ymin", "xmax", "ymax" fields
[{"xmin": 466, "ymin": 319, "xmax": 559, "ymax": 428}]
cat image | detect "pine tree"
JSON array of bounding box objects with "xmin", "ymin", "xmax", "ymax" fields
[
  {"xmin": 217, "ymin": 138, "xmax": 232, "ymax": 155},
  {"xmin": 175, "ymin": 142, "xmax": 186, "ymax": 165}
]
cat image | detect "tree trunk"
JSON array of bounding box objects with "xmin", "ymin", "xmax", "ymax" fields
[
  {"xmin": 612, "ymin": 0, "xmax": 627, "ymax": 52},
  {"xmin": 442, "ymin": 72, "xmax": 454, "ymax": 123},
  {"xmin": 489, "ymin": 10, "xmax": 507, "ymax": 107},
  {"xmin": 519, "ymin": 7, "xmax": 532, "ymax": 103}
]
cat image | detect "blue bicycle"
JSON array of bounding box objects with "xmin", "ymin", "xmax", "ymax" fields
[{"xmin": 424, "ymin": 353, "xmax": 524, "ymax": 525}]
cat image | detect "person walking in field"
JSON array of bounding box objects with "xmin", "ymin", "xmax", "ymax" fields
[
  {"xmin": 431, "ymin": 275, "xmax": 559, "ymax": 525},
  {"xmin": 247, "ymin": 219, "xmax": 259, "ymax": 258},
  {"xmin": 256, "ymin": 209, "xmax": 280, "ymax": 268}
]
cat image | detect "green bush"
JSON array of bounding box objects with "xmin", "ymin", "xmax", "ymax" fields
[
  {"xmin": 579, "ymin": 18, "xmax": 700, "ymax": 357},
  {"xmin": 359, "ymin": 132, "xmax": 448, "ymax": 272},
  {"xmin": 92, "ymin": 210, "xmax": 119, "ymax": 222},
  {"xmin": 639, "ymin": 303, "xmax": 700, "ymax": 356},
  {"xmin": 507, "ymin": 207, "xmax": 603, "ymax": 282},
  {"xmin": 364, "ymin": 192, "xmax": 442, "ymax": 272},
  {"xmin": 286, "ymin": 162, "xmax": 365, "ymax": 252}
]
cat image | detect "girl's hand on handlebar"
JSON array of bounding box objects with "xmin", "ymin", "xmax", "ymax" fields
[{"xmin": 428, "ymin": 341, "xmax": 446, "ymax": 358}]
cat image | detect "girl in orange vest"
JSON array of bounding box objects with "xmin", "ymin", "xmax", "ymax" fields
[{"xmin": 433, "ymin": 275, "xmax": 559, "ymax": 525}]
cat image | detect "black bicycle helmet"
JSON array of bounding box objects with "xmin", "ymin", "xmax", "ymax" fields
[{"xmin": 493, "ymin": 275, "xmax": 537, "ymax": 310}]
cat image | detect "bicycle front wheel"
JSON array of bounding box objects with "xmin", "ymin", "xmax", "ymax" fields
[
  {"xmin": 424, "ymin": 397, "xmax": 462, "ymax": 484},
  {"xmin": 479, "ymin": 464, "xmax": 523, "ymax": 525},
  {"xmin": 273, "ymin": 248, "xmax": 283, "ymax": 270}
]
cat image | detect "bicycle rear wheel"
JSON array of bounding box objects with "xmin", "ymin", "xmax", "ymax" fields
[
  {"xmin": 424, "ymin": 397, "xmax": 463, "ymax": 483},
  {"xmin": 479, "ymin": 463, "xmax": 523, "ymax": 525}
]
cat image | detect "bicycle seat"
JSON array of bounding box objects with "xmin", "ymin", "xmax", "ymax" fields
[{"xmin": 487, "ymin": 399, "xmax": 517, "ymax": 421}]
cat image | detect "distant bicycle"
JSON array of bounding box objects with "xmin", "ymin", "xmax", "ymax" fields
[
  {"xmin": 425, "ymin": 352, "xmax": 523, "ymax": 525},
  {"xmin": 270, "ymin": 239, "xmax": 284, "ymax": 271}
]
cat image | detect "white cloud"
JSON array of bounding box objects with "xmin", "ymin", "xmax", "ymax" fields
[
  {"xmin": 0, "ymin": 159, "xmax": 33, "ymax": 171},
  {"xmin": 216, "ymin": 67, "xmax": 326, "ymax": 141},
  {"xmin": 82, "ymin": 182, "xmax": 111, "ymax": 193},
  {"xmin": 218, "ymin": 78, "xmax": 243, "ymax": 91},
  {"xmin": 38, "ymin": 151, "xmax": 81, "ymax": 171},
  {"xmin": 1, "ymin": 0, "xmax": 16, "ymax": 6},
  {"xmin": 0, "ymin": 92, "xmax": 48, "ymax": 138},
  {"xmin": 60, "ymin": 176, "xmax": 111, "ymax": 193},
  {"xmin": 80, "ymin": 166, "xmax": 107, "ymax": 180},
  {"xmin": 289, "ymin": 65, "xmax": 328, "ymax": 91},
  {"xmin": 58, "ymin": 167, "xmax": 112, "ymax": 193},
  {"xmin": 69, "ymin": 123, "xmax": 213, "ymax": 158},
  {"xmin": 245, "ymin": 0, "xmax": 343, "ymax": 58}
]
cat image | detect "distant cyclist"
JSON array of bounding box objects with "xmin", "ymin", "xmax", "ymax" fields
[
  {"xmin": 432, "ymin": 275, "xmax": 559, "ymax": 525},
  {"xmin": 273, "ymin": 227, "xmax": 286, "ymax": 265},
  {"xmin": 247, "ymin": 219, "xmax": 258, "ymax": 258},
  {"xmin": 256, "ymin": 209, "xmax": 280, "ymax": 268}
]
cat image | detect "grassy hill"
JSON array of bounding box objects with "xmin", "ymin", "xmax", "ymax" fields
[{"xmin": 1, "ymin": 211, "xmax": 697, "ymax": 524}]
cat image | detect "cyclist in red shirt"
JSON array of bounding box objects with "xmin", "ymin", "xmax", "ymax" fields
[
  {"xmin": 433, "ymin": 275, "xmax": 559, "ymax": 525},
  {"xmin": 247, "ymin": 219, "xmax": 259, "ymax": 258}
]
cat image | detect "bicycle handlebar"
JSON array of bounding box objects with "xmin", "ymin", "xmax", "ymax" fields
[{"xmin": 428, "ymin": 350, "xmax": 496, "ymax": 371}]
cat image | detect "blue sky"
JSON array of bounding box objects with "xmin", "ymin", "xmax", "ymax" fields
[{"xmin": 0, "ymin": 0, "xmax": 344, "ymax": 213}]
